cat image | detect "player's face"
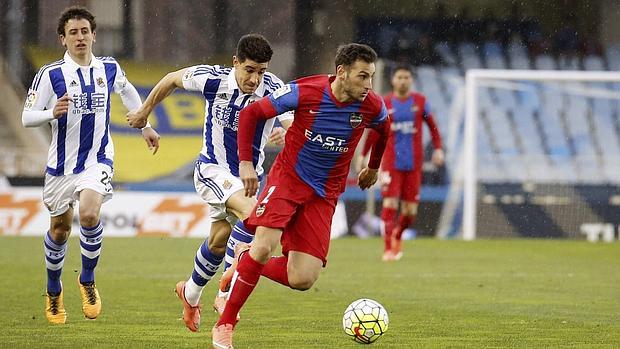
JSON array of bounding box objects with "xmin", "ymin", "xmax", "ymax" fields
[
  {"xmin": 233, "ymin": 57, "xmax": 268, "ymax": 94},
  {"xmin": 60, "ymin": 18, "xmax": 95, "ymax": 58},
  {"xmin": 391, "ymin": 70, "xmax": 413, "ymax": 95},
  {"xmin": 340, "ymin": 60, "xmax": 375, "ymax": 102}
]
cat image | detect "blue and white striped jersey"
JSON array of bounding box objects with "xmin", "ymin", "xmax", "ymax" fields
[
  {"xmin": 182, "ymin": 65, "xmax": 293, "ymax": 177},
  {"xmin": 25, "ymin": 52, "xmax": 130, "ymax": 176}
]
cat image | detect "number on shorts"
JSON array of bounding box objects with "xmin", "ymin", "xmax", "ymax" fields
[
  {"xmin": 100, "ymin": 171, "xmax": 112, "ymax": 192},
  {"xmin": 260, "ymin": 185, "xmax": 276, "ymax": 204}
]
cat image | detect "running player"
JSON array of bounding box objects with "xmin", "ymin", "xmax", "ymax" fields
[
  {"xmin": 211, "ymin": 43, "xmax": 389, "ymax": 349},
  {"xmin": 362, "ymin": 65, "xmax": 444, "ymax": 261},
  {"xmin": 22, "ymin": 6, "xmax": 160, "ymax": 324},
  {"xmin": 126, "ymin": 34, "xmax": 292, "ymax": 332}
]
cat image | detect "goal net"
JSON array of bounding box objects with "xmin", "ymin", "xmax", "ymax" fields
[{"xmin": 440, "ymin": 69, "xmax": 620, "ymax": 241}]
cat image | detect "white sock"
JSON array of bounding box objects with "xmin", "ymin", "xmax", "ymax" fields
[
  {"xmin": 184, "ymin": 277, "xmax": 203, "ymax": 306},
  {"xmin": 217, "ymin": 289, "xmax": 228, "ymax": 299}
]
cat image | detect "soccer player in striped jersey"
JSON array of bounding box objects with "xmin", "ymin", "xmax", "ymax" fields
[
  {"xmin": 211, "ymin": 43, "xmax": 389, "ymax": 348},
  {"xmin": 361, "ymin": 65, "xmax": 444, "ymax": 261},
  {"xmin": 126, "ymin": 34, "xmax": 293, "ymax": 333},
  {"xmin": 21, "ymin": 6, "xmax": 160, "ymax": 324}
]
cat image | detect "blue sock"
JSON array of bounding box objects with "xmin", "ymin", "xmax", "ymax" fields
[
  {"xmin": 224, "ymin": 221, "xmax": 254, "ymax": 271},
  {"xmin": 190, "ymin": 241, "xmax": 225, "ymax": 287},
  {"xmin": 79, "ymin": 221, "xmax": 103, "ymax": 284},
  {"xmin": 44, "ymin": 232, "xmax": 67, "ymax": 294}
]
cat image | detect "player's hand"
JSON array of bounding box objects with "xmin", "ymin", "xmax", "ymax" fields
[
  {"xmin": 239, "ymin": 161, "xmax": 259, "ymax": 197},
  {"xmin": 141, "ymin": 127, "xmax": 161, "ymax": 155},
  {"xmin": 358, "ymin": 167, "xmax": 378, "ymax": 190},
  {"xmin": 126, "ymin": 109, "xmax": 149, "ymax": 129},
  {"xmin": 53, "ymin": 93, "xmax": 72, "ymax": 118},
  {"xmin": 432, "ymin": 149, "xmax": 445, "ymax": 167},
  {"xmin": 269, "ymin": 127, "xmax": 286, "ymax": 146}
]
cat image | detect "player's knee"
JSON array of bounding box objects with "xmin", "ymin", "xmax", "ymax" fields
[
  {"xmin": 49, "ymin": 223, "xmax": 71, "ymax": 242},
  {"xmin": 249, "ymin": 244, "xmax": 272, "ymax": 263},
  {"xmin": 288, "ymin": 272, "xmax": 318, "ymax": 291},
  {"xmin": 207, "ymin": 240, "xmax": 227, "ymax": 255},
  {"xmin": 238, "ymin": 204, "xmax": 254, "ymax": 221},
  {"xmin": 79, "ymin": 212, "xmax": 100, "ymax": 228}
]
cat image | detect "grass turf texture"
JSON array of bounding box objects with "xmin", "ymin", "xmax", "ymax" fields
[{"xmin": 0, "ymin": 237, "xmax": 618, "ymax": 348}]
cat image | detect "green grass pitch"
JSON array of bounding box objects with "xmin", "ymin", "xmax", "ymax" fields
[{"xmin": 0, "ymin": 236, "xmax": 618, "ymax": 348}]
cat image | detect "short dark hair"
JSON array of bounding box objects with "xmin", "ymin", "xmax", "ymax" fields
[
  {"xmin": 236, "ymin": 34, "xmax": 273, "ymax": 63},
  {"xmin": 334, "ymin": 43, "xmax": 378, "ymax": 70},
  {"xmin": 392, "ymin": 64, "xmax": 413, "ymax": 76},
  {"xmin": 57, "ymin": 6, "xmax": 96, "ymax": 36}
]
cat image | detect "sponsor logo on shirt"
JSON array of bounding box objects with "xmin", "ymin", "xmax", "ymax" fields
[
  {"xmin": 71, "ymin": 92, "xmax": 107, "ymax": 115},
  {"xmin": 391, "ymin": 120, "xmax": 416, "ymax": 134},
  {"xmin": 304, "ymin": 129, "xmax": 349, "ymax": 153}
]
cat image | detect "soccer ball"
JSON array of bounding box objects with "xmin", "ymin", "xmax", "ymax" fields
[{"xmin": 342, "ymin": 298, "xmax": 389, "ymax": 344}]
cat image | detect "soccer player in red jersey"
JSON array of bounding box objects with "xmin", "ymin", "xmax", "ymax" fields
[
  {"xmin": 362, "ymin": 65, "xmax": 444, "ymax": 261},
  {"xmin": 210, "ymin": 43, "xmax": 389, "ymax": 349}
]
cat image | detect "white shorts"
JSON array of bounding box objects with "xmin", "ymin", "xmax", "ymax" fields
[
  {"xmin": 43, "ymin": 163, "xmax": 114, "ymax": 217},
  {"xmin": 193, "ymin": 162, "xmax": 245, "ymax": 222}
]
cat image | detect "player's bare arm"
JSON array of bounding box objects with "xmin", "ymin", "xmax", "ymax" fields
[
  {"xmin": 126, "ymin": 68, "xmax": 186, "ymax": 128},
  {"xmin": 53, "ymin": 93, "xmax": 72, "ymax": 118},
  {"xmin": 239, "ymin": 160, "xmax": 258, "ymax": 197}
]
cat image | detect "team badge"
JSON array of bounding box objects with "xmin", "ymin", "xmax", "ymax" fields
[
  {"xmin": 411, "ymin": 105, "xmax": 419, "ymax": 112},
  {"xmin": 349, "ymin": 112, "xmax": 363, "ymax": 128},
  {"xmin": 96, "ymin": 77, "xmax": 106, "ymax": 88},
  {"xmin": 222, "ymin": 180, "xmax": 232, "ymax": 190},
  {"xmin": 255, "ymin": 204, "xmax": 266, "ymax": 217}
]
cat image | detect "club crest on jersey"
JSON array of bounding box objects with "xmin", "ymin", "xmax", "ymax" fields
[
  {"xmin": 255, "ymin": 204, "xmax": 266, "ymax": 217},
  {"xmin": 349, "ymin": 112, "xmax": 363, "ymax": 128},
  {"xmin": 96, "ymin": 77, "xmax": 106, "ymax": 88},
  {"xmin": 411, "ymin": 105, "xmax": 419, "ymax": 112},
  {"xmin": 222, "ymin": 180, "xmax": 232, "ymax": 190}
]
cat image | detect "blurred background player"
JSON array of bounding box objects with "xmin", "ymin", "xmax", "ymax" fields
[
  {"xmin": 126, "ymin": 34, "xmax": 292, "ymax": 332},
  {"xmin": 22, "ymin": 6, "xmax": 160, "ymax": 324},
  {"xmin": 211, "ymin": 43, "xmax": 389, "ymax": 349},
  {"xmin": 361, "ymin": 65, "xmax": 444, "ymax": 261}
]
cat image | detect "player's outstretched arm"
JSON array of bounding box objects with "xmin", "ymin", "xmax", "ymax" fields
[{"xmin": 126, "ymin": 68, "xmax": 186, "ymax": 128}]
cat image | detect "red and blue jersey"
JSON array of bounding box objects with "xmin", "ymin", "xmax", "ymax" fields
[
  {"xmin": 238, "ymin": 75, "xmax": 388, "ymax": 199},
  {"xmin": 364, "ymin": 92, "xmax": 442, "ymax": 172}
]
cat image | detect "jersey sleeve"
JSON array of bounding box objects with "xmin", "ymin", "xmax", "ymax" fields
[
  {"xmin": 181, "ymin": 65, "xmax": 214, "ymax": 92},
  {"xmin": 24, "ymin": 66, "xmax": 55, "ymax": 112},
  {"xmin": 112, "ymin": 61, "xmax": 129, "ymax": 93},
  {"xmin": 367, "ymin": 99, "xmax": 389, "ymax": 129},
  {"xmin": 267, "ymin": 82, "xmax": 299, "ymax": 115}
]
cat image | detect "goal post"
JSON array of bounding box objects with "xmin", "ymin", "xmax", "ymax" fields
[{"xmin": 460, "ymin": 69, "xmax": 620, "ymax": 240}]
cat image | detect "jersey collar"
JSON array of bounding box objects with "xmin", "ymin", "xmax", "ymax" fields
[
  {"xmin": 63, "ymin": 51, "xmax": 104, "ymax": 70},
  {"xmin": 227, "ymin": 67, "xmax": 266, "ymax": 97}
]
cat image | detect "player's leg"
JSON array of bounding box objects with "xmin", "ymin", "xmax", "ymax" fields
[
  {"xmin": 74, "ymin": 163, "xmax": 113, "ymax": 319},
  {"xmin": 44, "ymin": 209, "xmax": 73, "ymax": 324},
  {"xmin": 76, "ymin": 188, "xmax": 105, "ymax": 319},
  {"xmin": 175, "ymin": 218, "xmax": 229, "ymax": 332},
  {"xmin": 380, "ymin": 169, "xmax": 402, "ymax": 261},
  {"xmin": 212, "ymin": 226, "xmax": 282, "ymax": 348},
  {"xmin": 42, "ymin": 173, "xmax": 76, "ymax": 324},
  {"xmin": 391, "ymin": 170, "xmax": 421, "ymax": 260}
]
